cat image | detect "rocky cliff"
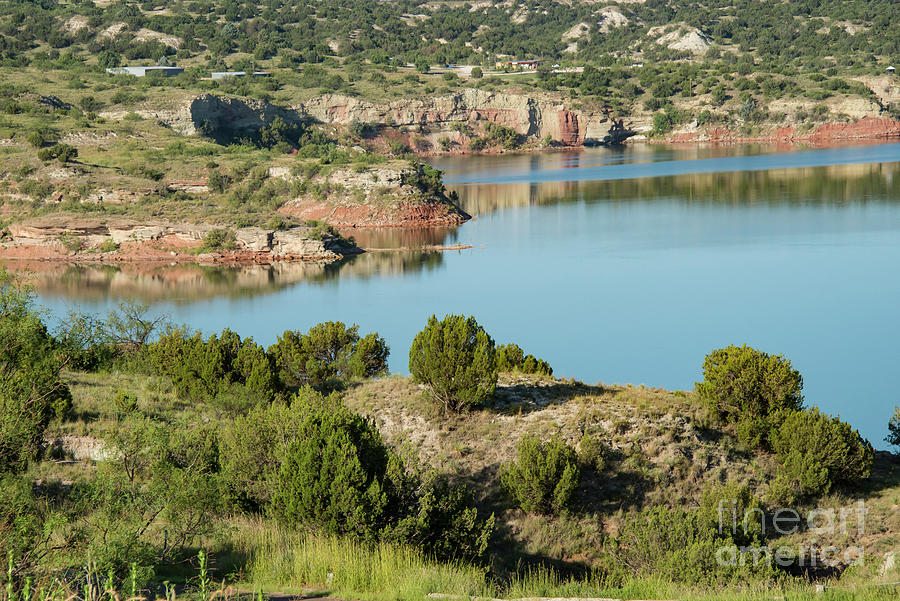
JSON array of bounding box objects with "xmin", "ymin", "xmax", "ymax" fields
[
  {"xmin": 298, "ymin": 89, "xmax": 611, "ymax": 147},
  {"xmin": 106, "ymin": 88, "xmax": 900, "ymax": 154},
  {"xmin": 274, "ymin": 164, "xmax": 471, "ymax": 228},
  {"xmin": 112, "ymin": 90, "xmax": 612, "ymax": 148}
]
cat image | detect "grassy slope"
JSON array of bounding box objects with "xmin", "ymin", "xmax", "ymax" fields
[
  {"xmin": 343, "ymin": 375, "xmax": 900, "ymax": 578},
  {"xmin": 39, "ymin": 368, "xmax": 900, "ymax": 600}
]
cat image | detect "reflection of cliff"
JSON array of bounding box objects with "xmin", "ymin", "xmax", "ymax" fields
[
  {"xmin": 338, "ymin": 227, "xmax": 458, "ymax": 249},
  {"xmin": 337, "ymin": 250, "xmax": 444, "ymax": 279},
  {"xmin": 450, "ymin": 162, "xmax": 900, "ymax": 215},
  {"xmin": 2, "ymin": 262, "xmax": 341, "ymax": 303},
  {"xmin": 3, "ymin": 250, "xmax": 447, "ymax": 303}
]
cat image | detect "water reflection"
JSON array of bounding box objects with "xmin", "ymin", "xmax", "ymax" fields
[
  {"xmin": 448, "ymin": 161, "xmax": 900, "ymax": 216},
  {"xmin": 2, "ymin": 249, "xmax": 446, "ymax": 302},
  {"xmin": 337, "ymin": 226, "xmax": 458, "ymax": 249},
  {"xmin": 8, "ymin": 157, "xmax": 900, "ymax": 301}
]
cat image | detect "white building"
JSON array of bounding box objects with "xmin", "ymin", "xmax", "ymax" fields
[
  {"xmin": 106, "ymin": 66, "xmax": 184, "ymax": 77},
  {"xmin": 210, "ymin": 71, "xmax": 270, "ymax": 80}
]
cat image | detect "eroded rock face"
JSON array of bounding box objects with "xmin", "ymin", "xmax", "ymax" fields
[
  {"xmin": 298, "ymin": 89, "xmax": 606, "ymax": 146},
  {"xmin": 114, "ymin": 90, "xmax": 608, "ymax": 147}
]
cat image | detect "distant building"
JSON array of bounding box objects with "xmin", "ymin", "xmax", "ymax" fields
[
  {"xmin": 888, "ymin": 66, "xmax": 896, "ymax": 74},
  {"xmin": 106, "ymin": 66, "xmax": 184, "ymax": 77},
  {"xmin": 497, "ymin": 59, "xmax": 543, "ymax": 71},
  {"xmin": 210, "ymin": 71, "xmax": 270, "ymax": 80}
]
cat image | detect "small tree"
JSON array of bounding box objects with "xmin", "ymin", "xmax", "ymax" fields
[
  {"xmin": 271, "ymin": 391, "xmax": 398, "ymax": 540},
  {"xmin": 496, "ymin": 343, "xmax": 552, "ymax": 376},
  {"xmin": 471, "ymin": 67, "xmax": 483, "ymax": 79},
  {"xmin": 98, "ymin": 50, "xmax": 121, "ymax": 70},
  {"xmin": 888, "ymin": 406, "xmax": 900, "ymax": 450},
  {"xmin": 207, "ymin": 170, "xmax": 229, "ymax": 194},
  {"xmin": 695, "ymin": 345, "xmax": 803, "ymax": 448},
  {"xmin": 770, "ymin": 407, "xmax": 874, "ymax": 496},
  {"xmin": 408, "ymin": 314, "xmax": 497, "ymax": 412},
  {"xmin": 269, "ymin": 321, "xmax": 389, "ymax": 391},
  {"xmin": 501, "ymin": 434, "xmax": 580, "ymax": 515},
  {"xmin": 225, "ymin": 388, "xmax": 494, "ymax": 559},
  {"xmin": 414, "ymin": 56, "xmax": 430, "ymax": 73}
]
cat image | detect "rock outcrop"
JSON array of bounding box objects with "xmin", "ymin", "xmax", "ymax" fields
[
  {"xmin": 2, "ymin": 216, "xmax": 360, "ymax": 263},
  {"xmin": 276, "ymin": 165, "xmax": 471, "ymax": 228}
]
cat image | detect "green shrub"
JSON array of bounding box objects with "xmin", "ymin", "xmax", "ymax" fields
[
  {"xmin": 501, "ymin": 434, "xmax": 580, "ymax": 515},
  {"xmin": 259, "ymin": 390, "xmax": 493, "ymax": 557},
  {"xmin": 197, "ymin": 228, "xmax": 237, "ymax": 253},
  {"xmin": 401, "ymin": 162, "xmax": 445, "ymax": 196},
  {"xmin": 148, "ymin": 328, "xmax": 277, "ymax": 409},
  {"xmin": 0, "ymin": 270, "xmax": 72, "ymax": 474},
  {"xmin": 53, "ymin": 309, "xmax": 117, "ymax": 370},
  {"xmin": 97, "ymin": 238, "xmax": 119, "ymax": 253},
  {"xmin": 484, "ymin": 122, "xmax": 519, "ymax": 149},
  {"xmin": 607, "ymin": 503, "xmax": 775, "ymax": 586},
  {"xmin": 468, "ymin": 137, "xmax": 486, "ymax": 151},
  {"xmin": 37, "ymin": 143, "xmax": 77, "ymax": 163},
  {"xmin": 86, "ymin": 414, "xmax": 221, "ymax": 581},
  {"xmin": 408, "ymin": 314, "xmax": 497, "ymax": 413},
  {"xmin": 113, "ymin": 391, "xmax": 138, "ymax": 414},
  {"xmin": 207, "ymin": 170, "xmax": 229, "ymax": 194},
  {"xmin": 471, "ymin": 67, "xmax": 483, "ymax": 79},
  {"xmin": 268, "ymin": 321, "xmax": 389, "ymax": 391},
  {"xmin": 220, "ymin": 393, "xmax": 314, "ymax": 510},
  {"xmin": 577, "ymin": 433, "xmax": 607, "ymax": 472},
  {"xmin": 770, "ymin": 407, "xmax": 874, "ymax": 497},
  {"xmin": 26, "ymin": 130, "xmax": 46, "ymax": 148},
  {"xmin": 1, "ymin": 475, "xmax": 52, "ymax": 575},
  {"xmin": 496, "ymin": 343, "xmax": 552, "ymax": 376},
  {"xmin": 57, "ymin": 232, "xmax": 84, "ymax": 253},
  {"xmin": 271, "ymin": 390, "xmax": 403, "ymax": 539},
  {"xmin": 695, "ymin": 345, "xmax": 803, "ymax": 448}
]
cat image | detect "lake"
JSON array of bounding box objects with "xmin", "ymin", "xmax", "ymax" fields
[{"xmin": 16, "ymin": 141, "xmax": 900, "ymax": 449}]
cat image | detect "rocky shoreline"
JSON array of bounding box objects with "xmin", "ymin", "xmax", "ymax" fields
[
  {"xmin": 0, "ymin": 216, "xmax": 361, "ymax": 266},
  {"xmin": 662, "ymin": 116, "xmax": 900, "ymax": 146}
]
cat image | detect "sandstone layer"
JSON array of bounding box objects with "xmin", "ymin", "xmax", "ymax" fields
[{"xmin": 0, "ymin": 216, "xmax": 360, "ymax": 264}]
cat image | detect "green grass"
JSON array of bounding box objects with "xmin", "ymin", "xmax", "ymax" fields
[
  {"xmin": 223, "ymin": 517, "xmax": 900, "ymax": 601},
  {"xmin": 226, "ymin": 518, "xmax": 492, "ymax": 601}
]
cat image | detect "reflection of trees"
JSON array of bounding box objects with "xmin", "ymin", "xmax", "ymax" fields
[
  {"xmin": 2, "ymin": 249, "xmax": 446, "ymax": 303},
  {"xmin": 450, "ymin": 162, "xmax": 900, "ymax": 216}
]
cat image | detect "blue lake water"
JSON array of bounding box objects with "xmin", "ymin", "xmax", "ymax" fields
[{"xmin": 18, "ymin": 141, "xmax": 900, "ymax": 449}]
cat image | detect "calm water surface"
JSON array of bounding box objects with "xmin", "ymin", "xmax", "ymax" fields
[{"xmin": 17, "ymin": 142, "xmax": 900, "ymax": 448}]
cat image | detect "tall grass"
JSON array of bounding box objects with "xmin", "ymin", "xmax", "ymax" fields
[
  {"xmin": 228, "ymin": 518, "xmax": 491, "ymax": 601},
  {"xmin": 224, "ymin": 519, "xmax": 900, "ymax": 601}
]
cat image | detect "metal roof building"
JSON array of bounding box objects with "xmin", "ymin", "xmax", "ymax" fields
[{"xmin": 106, "ymin": 66, "xmax": 184, "ymax": 77}]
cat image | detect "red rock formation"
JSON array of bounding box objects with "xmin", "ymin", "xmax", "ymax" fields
[
  {"xmin": 557, "ymin": 110, "xmax": 581, "ymax": 146},
  {"xmin": 665, "ymin": 117, "xmax": 900, "ymax": 145},
  {"xmin": 806, "ymin": 117, "xmax": 900, "ymax": 141}
]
